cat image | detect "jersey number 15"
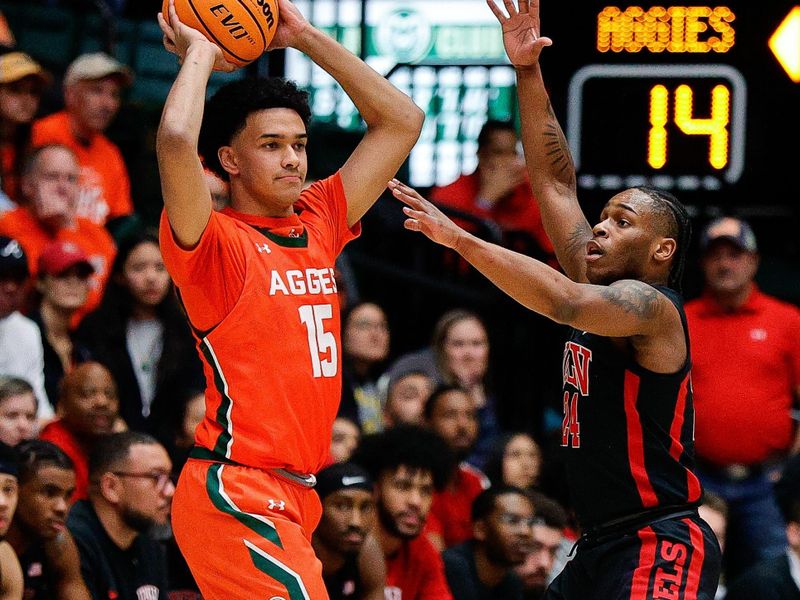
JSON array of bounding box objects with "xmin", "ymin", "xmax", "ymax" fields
[{"xmin": 299, "ymin": 304, "xmax": 338, "ymax": 378}]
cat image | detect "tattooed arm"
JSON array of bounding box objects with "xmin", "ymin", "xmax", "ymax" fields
[{"xmin": 489, "ymin": 0, "xmax": 592, "ymax": 282}]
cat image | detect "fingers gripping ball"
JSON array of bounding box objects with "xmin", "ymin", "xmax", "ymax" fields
[{"xmin": 164, "ymin": 0, "xmax": 279, "ymax": 66}]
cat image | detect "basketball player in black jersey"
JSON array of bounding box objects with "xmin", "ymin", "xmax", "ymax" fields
[{"xmin": 388, "ymin": 0, "xmax": 723, "ymax": 597}]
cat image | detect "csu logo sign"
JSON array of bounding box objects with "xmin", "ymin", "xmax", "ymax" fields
[{"xmin": 374, "ymin": 8, "xmax": 433, "ymax": 63}]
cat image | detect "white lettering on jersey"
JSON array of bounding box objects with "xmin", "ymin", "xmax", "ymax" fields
[{"xmin": 269, "ymin": 268, "xmax": 338, "ymax": 296}]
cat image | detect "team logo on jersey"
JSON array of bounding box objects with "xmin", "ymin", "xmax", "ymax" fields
[
  {"xmin": 561, "ymin": 341, "xmax": 592, "ymax": 449},
  {"xmin": 269, "ymin": 268, "xmax": 338, "ymax": 296},
  {"xmin": 255, "ymin": 242, "xmax": 271, "ymax": 254},
  {"xmin": 135, "ymin": 585, "xmax": 160, "ymax": 600},
  {"xmin": 652, "ymin": 541, "xmax": 688, "ymax": 599}
]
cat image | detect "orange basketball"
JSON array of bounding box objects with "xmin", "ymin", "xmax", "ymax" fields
[{"xmin": 163, "ymin": 0, "xmax": 279, "ymax": 67}]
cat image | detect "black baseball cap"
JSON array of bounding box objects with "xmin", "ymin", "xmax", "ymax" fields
[
  {"xmin": 700, "ymin": 217, "xmax": 757, "ymax": 253},
  {"xmin": 315, "ymin": 462, "xmax": 374, "ymax": 501},
  {"xmin": 0, "ymin": 236, "xmax": 28, "ymax": 280}
]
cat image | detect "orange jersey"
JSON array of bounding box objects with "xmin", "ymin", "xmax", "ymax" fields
[
  {"xmin": 159, "ymin": 173, "xmax": 360, "ymax": 474},
  {"xmin": 32, "ymin": 112, "xmax": 134, "ymax": 225},
  {"xmin": 0, "ymin": 207, "xmax": 116, "ymax": 321}
]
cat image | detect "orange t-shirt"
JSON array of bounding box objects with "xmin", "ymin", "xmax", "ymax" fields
[
  {"xmin": 0, "ymin": 207, "xmax": 116, "ymax": 322},
  {"xmin": 159, "ymin": 173, "xmax": 360, "ymax": 474},
  {"xmin": 32, "ymin": 111, "xmax": 133, "ymax": 225}
]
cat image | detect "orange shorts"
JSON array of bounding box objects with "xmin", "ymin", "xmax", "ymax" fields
[{"xmin": 172, "ymin": 458, "xmax": 328, "ymax": 600}]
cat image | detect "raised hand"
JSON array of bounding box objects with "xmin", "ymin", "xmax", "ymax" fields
[
  {"xmin": 487, "ymin": 0, "xmax": 552, "ymax": 68},
  {"xmin": 157, "ymin": 0, "xmax": 237, "ymax": 72},
  {"xmin": 388, "ymin": 179, "xmax": 465, "ymax": 250},
  {"xmin": 267, "ymin": 0, "xmax": 312, "ymax": 51}
]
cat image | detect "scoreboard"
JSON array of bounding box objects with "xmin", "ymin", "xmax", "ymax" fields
[
  {"xmin": 283, "ymin": 1, "xmax": 800, "ymax": 211},
  {"xmin": 539, "ymin": 1, "xmax": 800, "ymax": 209}
]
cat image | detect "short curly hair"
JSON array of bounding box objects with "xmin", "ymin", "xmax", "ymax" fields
[{"xmin": 198, "ymin": 77, "xmax": 311, "ymax": 181}]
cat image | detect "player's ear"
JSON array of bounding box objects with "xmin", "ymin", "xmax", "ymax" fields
[
  {"xmin": 218, "ymin": 146, "xmax": 239, "ymax": 177},
  {"xmin": 653, "ymin": 237, "xmax": 676, "ymax": 264}
]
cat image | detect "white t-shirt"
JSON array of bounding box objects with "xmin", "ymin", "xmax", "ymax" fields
[{"xmin": 0, "ymin": 311, "xmax": 51, "ymax": 419}]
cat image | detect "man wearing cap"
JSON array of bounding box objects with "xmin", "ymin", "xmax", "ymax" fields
[
  {"xmin": 31, "ymin": 240, "xmax": 93, "ymax": 405},
  {"xmin": 686, "ymin": 216, "xmax": 800, "ymax": 580},
  {"xmin": 0, "ymin": 235, "xmax": 50, "ymax": 418},
  {"xmin": 312, "ymin": 461, "xmax": 386, "ymax": 600},
  {"xmin": 0, "ymin": 144, "xmax": 116, "ymax": 322},
  {"xmin": 32, "ymin": 52, "xmax": 134, "ymax": 226},
  {"xmin": 0, "ymin": 51, "xmax": 51, "ymax": 204}
]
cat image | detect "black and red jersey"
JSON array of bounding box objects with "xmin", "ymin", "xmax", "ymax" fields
[{"xmin": 560, "ymin": 285, "xmax": 703, "ymax": 529}]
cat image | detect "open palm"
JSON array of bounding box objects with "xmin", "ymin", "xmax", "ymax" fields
[{"xmin": 487, "ymin": 0, "xmax": 552, "ymax": 68}]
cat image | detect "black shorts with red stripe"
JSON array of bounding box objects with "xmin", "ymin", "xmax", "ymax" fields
[{"xmin": 546, "ymin": 510, "xmax": 721, "ymax": 600}]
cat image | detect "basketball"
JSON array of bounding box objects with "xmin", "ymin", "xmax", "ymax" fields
[{"xmin": 163, "ymin": 0, "xmax": 279, "ymax": 67}]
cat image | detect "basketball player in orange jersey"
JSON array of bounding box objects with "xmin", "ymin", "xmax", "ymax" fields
[{"xmin": 155, "ymin": 0, "xmax": 423, "ymax": 598}]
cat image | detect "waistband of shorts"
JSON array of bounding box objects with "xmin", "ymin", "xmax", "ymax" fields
[
  {"xmin": 578, "ymin": 505, "xmax": 699, "ymax": 547},
  {"xmin": 188, "ymin": 446, "xmax": 317, "ymax": 489}
]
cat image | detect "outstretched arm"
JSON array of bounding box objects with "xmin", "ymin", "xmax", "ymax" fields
[
  {"xmin": 488, "ymin": 0, "xmax": 593, "ymax": 282},
  {"xmin": 390, "ymin": 180, "xmax": 679, "ymax": 340},
  {"xmin": 271, "ymin": 1, "xmax": 424, "ymax": 227},
  {"xmin": 156, "ymin": 0, "xmax": 237, "ymax": 249}
]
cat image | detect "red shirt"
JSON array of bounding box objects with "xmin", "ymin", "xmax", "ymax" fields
[
  {"xmin": 430, "ymin": 173, "xmax": 554, "ymax": 257},
  {"xmin": 39, "ymin": 419, "xmax": 89, "ymax": 501},
  {"xmin": 385, "ymin": 534, "xmax": 454, "ymax": 600},
  {"xmin": 686, "ymin": 286, "xmax": 800, "ymax": 465},
  {"xmin": 425, "ymin": 463, "xmax": 489, "ymax": 548},
  {"xmin": 159, "ymin": 173, "xmax": 359, "ymax": 473}
]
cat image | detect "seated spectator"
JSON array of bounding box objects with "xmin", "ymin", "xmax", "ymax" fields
[
  {"xmin": 725, "ymin": 453, "xmax": 800, "ymax": 600},
  {"xmin": 0, "ymin": 441, "xmax": 21, "ymax": 599},
  {"xmin": 352, "ymin": 425, "xmax": 454, "ymax": 600},
  {"xmin": 0, "ymin": 375, "xmax": 37, "ymax": 446},
  {"xmin": 312, "ymin": 462, "xmax": 386, "ymax": 600},
  {"xmin": 67, "ymin": 431, "xmax": 173, "ymax": 600},
  {"xmin": 482, "ymin": 432, "xmax": 542, "ymax": 491},
  {"xmin": 75, "ymin": 232, "xmax": 202, "ymax": 433},
  {"xmin": 31, "ymin": 240, "xmax": 93, "ymax": 405},
  {"xmin": 514, "ymin": 491, "xmax": 568, "ymax": 600},
  {"xmin": 7, "ymin": 439, "xmax": 91, "ymax": 599},
  {"xmin": 381, "ymin": 368, "xmax": 434, "ymax": 429},
  {"xmin": 0, "ymin": 235, "xmax": 49, "ymax": 416},
  {"xmin": 0, "ymin": 144, "xmax": 117, "ymax": 322},
  {"xmin": 424, "ymin": 384, "xmax": 489, "ymax": 551},
  {"xmin": 698, "ymin": 491, "xmax": 729, "ymax": 599},
  {"xmin": 155, "ymin": 386, "xmax": 204, "ymax": 478},
  {"xmin": 339, "ymin": 301, "xmax": 391, "ymax": 434},
  {"xmin": 0, "ymin": 51, "xmax": 50, "ymax": 204},
  {"xmin": 389, "ymin": 309, "xmax": 501, "ymax": 469},
  {"xmin": 443, "ymin": 486, "xmax": 534, "ymax": 600},
  {"xmin": 329, "ymin": 416, "xmax": 360, "ymax": 465},
  {"xmin": 39, "ymin": 362, "xmax": 121, "ymax": 500},
  {"xmin": 430, "ymin": 119, "xmax": 554, "ymax": 262},
  {"xmin": 32, "ymin": 52, "xmax": 134, "ymax": 226}
]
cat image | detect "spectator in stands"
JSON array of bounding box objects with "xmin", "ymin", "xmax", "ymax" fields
[
  {"xmin": 68, "ymin": 431, "xmax": 172, "ymax": 600},
  {"xmin": 7, "ymin": 439, "xmax": 91, "ymax": 599},
  {"xmin": 443, "ymin": 486, "xmax": 534, "ymax": 600},
  {"xmin": 385, "ymin": 309, "xmax": 502, "ymax": 469},
  {"xmin": 155, "ymin": 386, "xmax": 204, "ymax": 478},
  {"xmin": 39, "ymin": 362, "xmax": 121, "ymax": 500},
  {"xmin": 514, "ymin": 491, "xmax": 568, "ymax": 600},
  {"xmin": 724, "ymin": 452, "xmax": 800, "ymax": 599},
  {"xmin": 75, "ymin": 231, "xmax": 202, "ymax": 434},
  {"xmin": 0, "ymin": 441, "xmax": 21, "ymax": 599},
  {"xmin": 312, "ymin": 461, "xmax": 386, "ymax": 600},
  {"xmin": 0, "ymin": 376, "xmax": 37, "ymax": 446},
  {"xmin": 482, "ymin": 432, "xmax": 542, "ymax": 491},
  {"xmin": 0, "ymin": 235, "xmax": 49, "ymax": 416},
  {"xmin": 352, "ymin": 425, "xmax": 454, "ymax": 600},
  {"xmin": 430, "ymin": 119, "xmax": 554, "ymax": 261},
  {"xmin": 424, "ymin": 384, "xmax": 489, "ymax": 551},
  {"xmin": 686, "ymin": 216, "xmax": 800, "ymax": 580},
  {"xmin": 32, "ymin": 52, "xmax": 134, "ymax": 227},
  {"xmin": 0, "ymin": 144, "xmax": 117, "ymax": 321},
  {"xmin": 31, "ymin": 240, "xmax": 93, "ymax": 405},
  {"xmin": 329, "ymin": 416, "xmax": 360, "ymax": 464},
  {"xmin": 339, "ymin": 301, "xmax": 391, "ymax": 434},
  {"xmin": 0, "ymin": 51, "xmax": 50, "ymax": 205},
  {"xmin": 381, "ymin": 367, "xmax": 434, "ymax": 429},
  {"xmin": 698, "ymin": 491, "xmax": 729, "ymax": 599}
]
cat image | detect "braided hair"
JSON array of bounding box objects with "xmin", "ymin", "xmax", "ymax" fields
[{"xmin": 634, "ymin": 186, "xmax": 692, "ymax": 292}]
